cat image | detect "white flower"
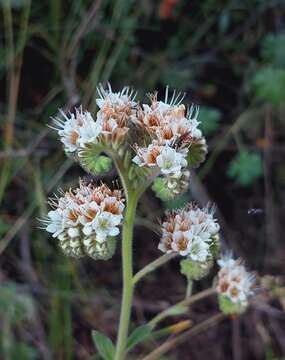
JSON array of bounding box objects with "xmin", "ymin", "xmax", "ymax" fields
[
  {"xmin": 46, "ymin": 210, "xmax": 64, "ymax": 237},
  {"xmin": 188, "ymin": 237, "xmax": 210, "ymax": 262},
  {"xmin": 156, "ymin": 147, "xmax": 187, "ymax": 175},
  {"xmin": 132, "ymin": 143, "xmax": 162, "ymax": 168},
  {"xmin": 92, "ymin": 212, "xmax": 121, "ymax": 242},
  {"xmin": 51, "ymin": 107, "xmax": 102, "ymax": 153},
  {"xmin": 96, "ymin": 84, "xmax": 137, "ymax": 136},
  {"xmin": 136, "ymin": 88, "xmax": 203, "ymax": 147},
  {"xmin": 77, "ymin": 112, "xmax": 102, "ymax": 146},
  {"xmin": 217, "ymin": 253, "xmax": 255, "ymax": 306}
]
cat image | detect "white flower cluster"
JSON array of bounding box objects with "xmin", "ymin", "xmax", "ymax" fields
[
  {"xmin": 51, "ymin": 107, "xmax": 102, "ymax": 154},
  {"xmin": 42, "ymin": 181, "xmax": 124, "ymax": 259},
  {"xmin": 217, "ymin": 254, "xmax": 255, "ymax": 306},
  {"xmin": 158, "ymin": 203, "xmax": 220, "ymax": 262},
  {"xmin": 132, "ymin": 89, "xmax": 203, "ymax": 191},
  {"xmin": 51, "ymin": 85, "xmax": 137, "ymax": 154}
]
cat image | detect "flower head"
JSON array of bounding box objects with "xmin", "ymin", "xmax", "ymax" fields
[
  {"xmin": 132, "ymin": 88, "xmax": 206, "ymax": 196},
  {"xmin": 51, "ymin": 107, "xmax": 102, "ymax": 154},
  {"xmin": 135, "ymin": 89, "xmax": 201, "ymax": 147},
  {"xmin": 217, "ymin": 253, "xmax": 255, "ymax": 307},
  {"xmin": 42, "ymin": 181, "xmax": 124, "ymax": 259},
  {"xmin": 96, "ymin": 84, "xmax": 137, "ymax": 145},
  {"xmin": 158, "ymin": 203, "xmax": 220, "ymax": 262}
]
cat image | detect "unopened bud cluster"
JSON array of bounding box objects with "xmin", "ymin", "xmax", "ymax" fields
[{"xmin": 43, "ymin": 181, "xmax": 124, "ymax": 260}]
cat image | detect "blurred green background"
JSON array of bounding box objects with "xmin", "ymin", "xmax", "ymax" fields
[{"xmin": 0, "ymin": 0, "xmax": 285, "ymax": 359}]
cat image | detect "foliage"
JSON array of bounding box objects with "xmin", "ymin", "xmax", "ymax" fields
[
  {"xmin": 199, "ymin": 107, "xmax": 221, "ymax": 135},
  {"xmin": 227, "ymin": 150, "xmax": 263, "ymax": 186},
  {"xmin": 251, "ymin": 66, "xmax": 285, "ymax": 105},
  {"xmin": 92, "ymin": 331, "xmax": 115, "ymax": 360}
]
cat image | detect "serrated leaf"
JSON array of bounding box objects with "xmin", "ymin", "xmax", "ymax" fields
[
  {"xmin": 126, "ymin": 325, "xmax": 152, "ymax": 352},
  {"xmin": 227, "ymin": 150, "xmax": 263, "ymax": 186},
  {"xmin": 92, "ymin": 330, "xmax": 115, "ymax": 360}
]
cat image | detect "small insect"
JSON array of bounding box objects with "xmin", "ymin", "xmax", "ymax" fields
[{"xmin": 247, "ymin": 208, "xmax": 264, "ymax": 215}]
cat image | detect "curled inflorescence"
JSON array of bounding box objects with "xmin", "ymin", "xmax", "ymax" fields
[
  {"xmin": 217, "ymin": 253, "xmax": 255, "ymax": 309},
  {"xmin": 42, "ymin": 181, "xmax": 124, "ymax": 260},
  {"xmin": 158, "ymin": 203, "xmax": 220, "ymax": 262},
  {"xmin": 50, "ymin": 84, "xmax": 207, "ymax": 199}
]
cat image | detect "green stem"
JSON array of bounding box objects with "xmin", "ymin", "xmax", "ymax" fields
[
  {"xmin": 185, "ymin": 279, "xmax": 193, "ymax": 299},
  {"xmin": 132, "ymin": 253, "xmax": 178, "ymax": 286},
  {"xmin": 148, "ymin": 288, "xmax": 215, "ymax": 329},
  {"xmin": 114, "ymin": 193, "xmax": 138, "ymax": 360}
]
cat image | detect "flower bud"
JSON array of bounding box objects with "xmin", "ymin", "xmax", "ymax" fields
[
  {"xmin": 180, "ymin": 257, "xmax": 214, "ymax": 281},
  {"xmin": 218, "ymin": 294, "xmax": 246, "ymax": 315},
  {"xmin": 152, "ymin": 177, "xmax": 173, "ymax": 201},
  {"xmin": 83, "ymin": 236, "xmax": 117, "ymax": 260},
  {"xmin": 90, "ymin": 155, "xmax": 112, "ymax": 175}
]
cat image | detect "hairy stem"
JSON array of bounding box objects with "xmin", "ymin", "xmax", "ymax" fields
[
  {"xmin": 133, "ymin": 253, "xmax": 178, "ymax": 286},
  {"xmin": 149, "ymin": 287, "xmax": 215, "ymax": 328},
  {"xmin": 114, "ymin": 193, "xmax": 138, "ymax": 360}
]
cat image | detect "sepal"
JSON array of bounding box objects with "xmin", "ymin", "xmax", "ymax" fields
[
  {"xmin": 218, "ymin": 294, "xmax": 247, "ymax": 315},
  {"xmin": 187, "ymin": 137, "xmax": 208, "ymax": 168}
]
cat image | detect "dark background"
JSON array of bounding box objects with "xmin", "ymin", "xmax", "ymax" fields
[{"xmin": 0, "ymin": 0, "xmax": 285, "ymax": 359}]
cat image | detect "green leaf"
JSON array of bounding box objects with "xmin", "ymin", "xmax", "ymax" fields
[
  {"xmin": 92, "ymin": 330, "xmax": 115, "ymax": 360},
  {"xmin": 163, "ymin": 304, "xmax": 188, "ymax": 317},
  {"xmin": 199, "ymin": 107, "xmax": 221, "ymax": 135},
  {"xmin": 126, "ymin": 325, "xmax": 153, "ymax": 352},
  {"xmin": 251, "ymin": 66, "xmax": 285, "ymax": 105},
  {"xmin": 227, "ymin": 150, "xmax": 263, "ymax": 186},
  {"xmin": 261, "ymin": 33, "xmax": 285, "ymax": 68}
]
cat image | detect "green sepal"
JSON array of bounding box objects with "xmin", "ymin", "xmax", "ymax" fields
[
  {"xmin": 187, "ymin": 137, "xmax": 208, "ymax": 168},
  {"xmin": 79, "ymin": 144, "xmax": 113, "ymax": 175},
  {"xmin": 152, "ymin": 177, "xmax": 174, "ymax": 201},
  {"xmin": 180, "ymin": 257, "xmax": 214, "ymax": 281},
  {"xmin": 92, "ymin": 155, "xmax": 112, "ymax": 174},
  {"xmin": 218, "ymin": 294, "xmax": 247, "ymax": 315}
]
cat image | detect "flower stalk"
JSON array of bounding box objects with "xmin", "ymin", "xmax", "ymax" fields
[{"xmin": 114, "ymin": 192, "xmax": 137, "ymax": 360}]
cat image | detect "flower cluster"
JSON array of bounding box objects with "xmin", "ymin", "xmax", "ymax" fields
[
  {"xmin": 132, "ymin": 90, "xmax": 203, "ymax": 195},
  {"xmin": 42, "ymin": 181, "xmax": 124, "ymax": 259},
  {"xmin": 51, "ymin": 85, "xmax": 137, "ymax": 155},
  {"xmin": 50, "ymin": 85, "xmax": 207, "ymax": 197},
  {"xmin": 217, "ymin": 253, "xmax": 255, "ymax": 307},
  {"xmin": 96, "ymin": 84, "xmax": 137, "ymax": 146},
  {"xmin": 158, "ymin": 203, "xmax": 220, "ymax": 262},
  {"xmin": 51, "ymin": 107, "xmax": 102, "ymax": 154}
]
